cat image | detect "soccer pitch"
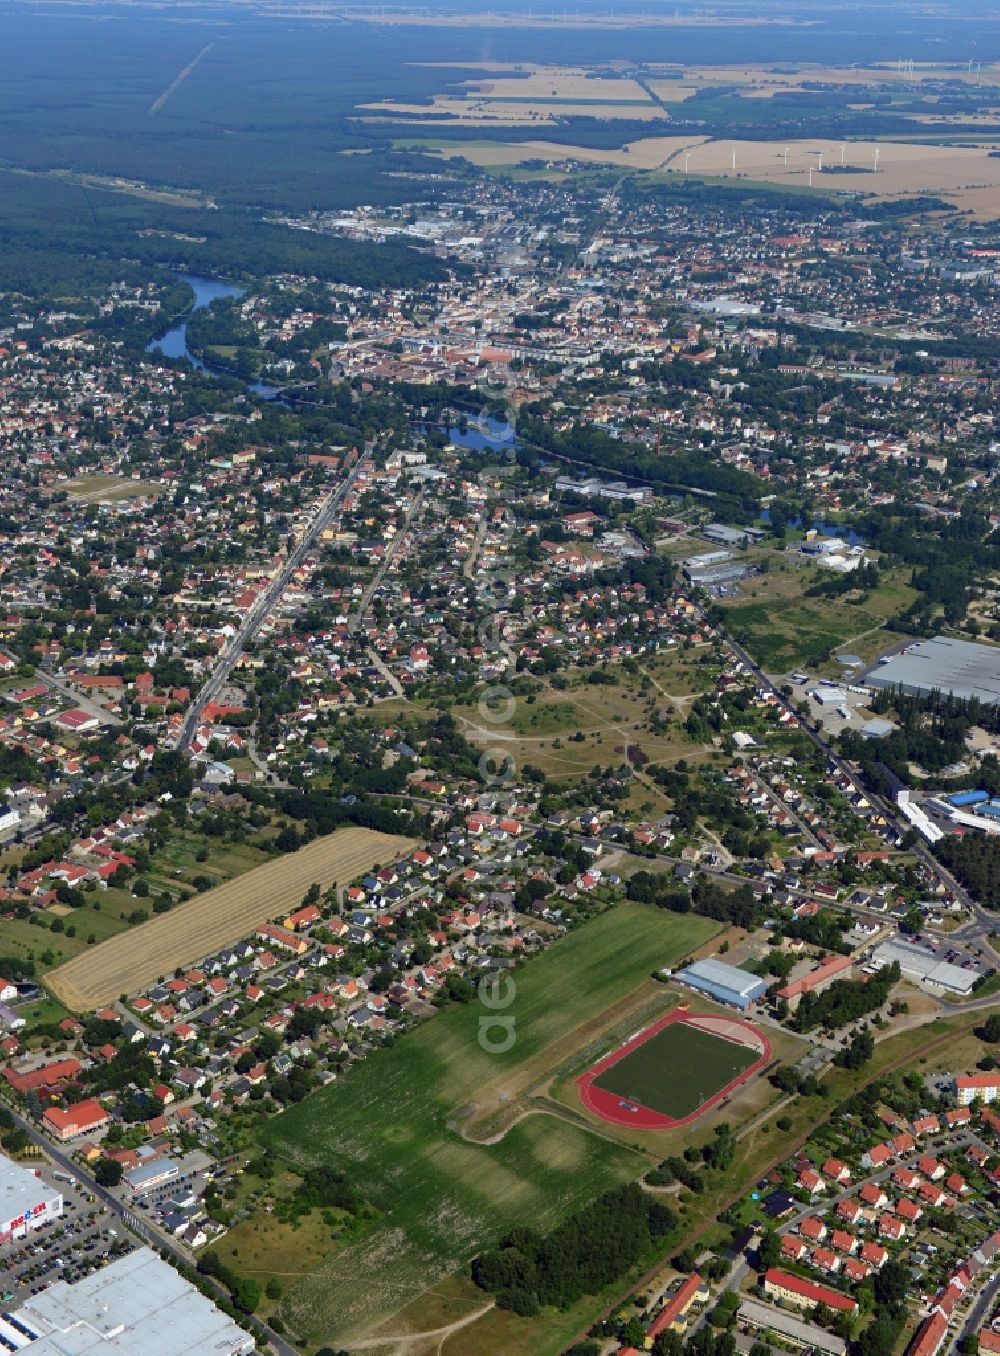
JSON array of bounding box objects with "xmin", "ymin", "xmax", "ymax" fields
[{"xmin": 591, "ymin": 1020, "xmax": 758, "ymax": 1120}]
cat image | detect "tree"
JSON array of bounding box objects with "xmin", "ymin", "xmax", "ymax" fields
[
  {"xmin": 873, "ymin": 1259, "xmax": 908, "ymax": 1315},
  {"xmin": 836, "ymin": 1030, "xmax": 875, "ymax": 1070},
  {"xmin": 232, "ymin": 1277, "xmax": 262, "ymax": 1313},
  {"xmin": 95, "ymin": 1158, "xmax": 124, "ymax": 1187},
  {"xmin": 981, "ymin": 1012, "xmax": 1000, "ymax": 1043},
  {"xmin": 757, "ymin": 1230, "xmax": 781, "ymax": 1270}
]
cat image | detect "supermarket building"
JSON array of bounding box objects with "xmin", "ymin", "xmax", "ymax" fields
[{"xmin": 0, "ymin": 1156, "xmax": 62, "ymax": 1244}]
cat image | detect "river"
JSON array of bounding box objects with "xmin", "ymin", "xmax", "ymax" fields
[
  {"xmin": 146, "ymin": 273, "xmax": 282, "ymax": 399},
  {"xmin": 416, "ymin": 415, "xmax": 517, "ymax": 453}
]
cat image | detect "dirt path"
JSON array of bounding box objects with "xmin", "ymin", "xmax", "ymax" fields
[
  {"xmin": 345, "ymin": 1301, "xmax": 496, "ymax": 1353},
  {"xmin": 453, "ymin": 977, "xmax": 677, "ymax": 1142},
  {"xmin": 643, "ymin": 668, "xmax": 693, "ymax": 712}
]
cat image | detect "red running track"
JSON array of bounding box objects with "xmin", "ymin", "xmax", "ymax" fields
[{"xmin": 575, "ymin": 1008, "xmax": 772, "ymax": 1130}]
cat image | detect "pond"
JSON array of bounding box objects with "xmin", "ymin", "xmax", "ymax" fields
[{"xmin": 760, "ymin": 508, "xmax": 864, "ymax": 546}]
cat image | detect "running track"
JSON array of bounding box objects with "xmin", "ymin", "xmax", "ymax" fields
[{"xmin": 575, "ymin": 1009, "xmax": 771, "ymax": 1130}]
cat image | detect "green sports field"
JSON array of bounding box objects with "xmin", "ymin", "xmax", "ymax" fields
[{"xmin": 593, "ymin": 1021, "xmax": 758, "ymax": 1120}]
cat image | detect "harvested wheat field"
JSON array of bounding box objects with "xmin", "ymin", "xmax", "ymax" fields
[{"xmin": 47, "ymin": 828, "xmax": 416, "ymax": 1012}]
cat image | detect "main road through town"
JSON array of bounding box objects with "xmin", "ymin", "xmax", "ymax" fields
[
  {"xmin": 175, "ymin": 460, "xmax": 365, "ymax": 752},
  {"xmin": 0, "ymin": 1096, "xmax": 296, "ymax": 1356}
]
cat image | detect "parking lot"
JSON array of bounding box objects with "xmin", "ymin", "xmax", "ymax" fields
[
  {"xmin": 106, "ymin": 1153, "xmax": 214, "ymax": 1246},
  {"xmin": 0, "ymin": 1171, "xmax": 132, "ymax": 1309}
]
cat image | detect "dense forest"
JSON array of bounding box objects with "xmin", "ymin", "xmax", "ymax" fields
[
  {"xmin": 0, "ymin": 170, "xmax": 453, "ymax": 299},
  {"xmin": 935, "ymin": 835, "xmax": 1000, "ymax": 908},
  {"xmin": 470, "ymin": 1183, "xmax": 674, "ymax": 1315}
]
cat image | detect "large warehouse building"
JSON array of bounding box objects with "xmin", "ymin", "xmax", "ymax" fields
[
  {"xmin": 7, "ymin": 1247, "xmax": 255, "ymax": 1353},
  {"xmin": 0, "ymin": 1157, "xmax": 61, "ymax": 1245},
  {"xmin": 673, "ymin": 957, "xmax": 769, "ymax": 1010},
  {"xmin": 868, "ymin": 937, "xmax": 976, "ymax": 996},
  {"xmin": 866, "ymin": 636, "xmax": 1000, "ymax": 706}
]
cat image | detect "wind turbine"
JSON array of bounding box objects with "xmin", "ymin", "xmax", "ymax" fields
[
  {"xmin": 782, "ymin": 146, "xmax": 789, "ymax": 167},
  {"xmin": 808, "ymin": 167, "xmax": 813, "ymax": 186},
  {"xmin": 840, "ymin": 143, "xmax": 847, "ymax": 166},
  {"xmin": 873, "ymin": 147, "xmax": 880, "ymax": 173},
  {"xmin": 731, "ymin": 149, "xmax": 737, "ymax": 171},
  {"xmin": 684, "ymin": 152, "xmax": 691, "ymax": 173},
  {"xmin": 817, "ymin": 150, "xmax": 823, "ymax": 171}
]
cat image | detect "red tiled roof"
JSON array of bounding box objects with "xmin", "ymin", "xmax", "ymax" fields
[{"xmin": 764, "ymin": 1269, "xmax": 856, "ymax": 1312}]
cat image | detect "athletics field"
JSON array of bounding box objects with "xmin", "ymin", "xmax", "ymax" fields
[{"xmin": 576, "ymin": 1009, "xmax": 771, "ymax": 1129}]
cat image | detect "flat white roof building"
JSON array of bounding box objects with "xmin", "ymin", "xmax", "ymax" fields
[
  {"xmin": 739, "ymin": 1298, "xmax": 847, "ymax": 1356},
  {"xmin": 870, "ymin": 937, "xmax": 976, "ymax": 995},
  {"xmin": 0, "ymin": 1155, "xmax": 61, "ymax": 1244},
  {"xmin": 867, "ymin": 636, "xmax": 1000, "ymax": 706},
  {"xmin": 11, "ymin": 1247, "xmax": 255, "ymax": 1354}
]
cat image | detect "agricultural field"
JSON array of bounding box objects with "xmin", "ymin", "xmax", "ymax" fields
[
  {"xmin": 364, "ymin": 67, "xmax": 661, "ymax": 125},
  {"xmin": 45, "ymin": 828, "xmax": 415, "ymax": 1011},
  {"xmin": 258, "ymin": 903, "xmax": 718, "ymax": 1347},
  {"xmin": 415, "ymin": 126, "xmax": 1000, "ymax": 216}
]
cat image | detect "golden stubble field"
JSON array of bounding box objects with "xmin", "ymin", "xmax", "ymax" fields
[
  {"xmin": 425, "ymin": 132, "xmax": 1000, "ymax": 215},
  {"xmin": 364, "ymin": 58, "xmax": 1000, "ymax": 131},
  {"xmin": 46, "ymin": 827, "xmax": 416, "ymax": 1011}
]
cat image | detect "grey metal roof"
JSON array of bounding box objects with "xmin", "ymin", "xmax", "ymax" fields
[
  {"xmin": 676, "ymin": 957, "xmax": 768, "ymax": 1000},
  {"xmin": 0, "ymin": 1154, "xmax": 60, "ymax": 1233},
  {"xmin": 866, "ymin": 636, "xmax": 1000, "ymax": 706},
  {"xmin": 871, "ymin": 938, "xmax": 976, "ymax": 994},
  {"xmin": 17, "ymin": 1247, "xmax": 255, "ymax": 1354}
]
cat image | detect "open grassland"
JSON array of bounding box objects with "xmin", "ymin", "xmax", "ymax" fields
[
  {"xmin": 46, "ymin": 828, "xmax": 415, "ymax": 1010},
  {"xmin": 452, "ymin": 658, "xmax": 715, "ymax": 782},
  {"xmin": 209, "ymin": 1210, "xmax": 346, "ymax": 1319},
  {"xmin": 0, "ymin": 894, "xmax": 136, "ymax": 974},
  {"xmin": 719, "ymin": 562, "xmax": 917, "ymax": 674},
  {"xmin": 259, "ymin": 904, "xmax": 717, "ymax": 1346},
  {"xmin": 61, "ymin": 473, "xmax": 158, "ymax": 502}
]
